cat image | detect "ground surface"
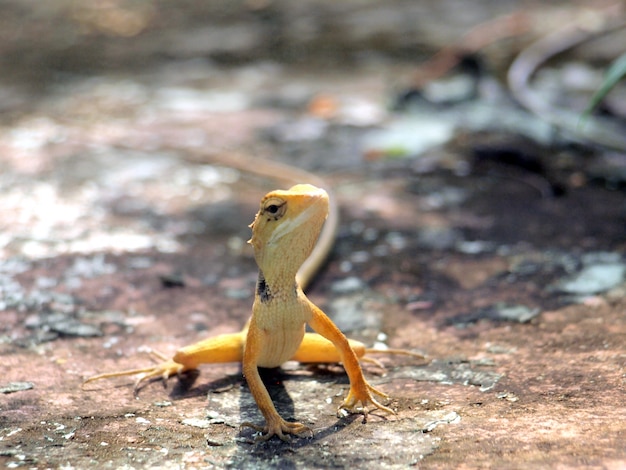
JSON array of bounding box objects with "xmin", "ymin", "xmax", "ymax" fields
[{"xmin": 1, "ymin": 1, "xmax": 625, "ymax": 469}]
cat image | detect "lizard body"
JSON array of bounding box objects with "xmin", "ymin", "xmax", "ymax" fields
[{"xmin": 84, "ymin": 184, "xmax": 408, "ymax": 441}]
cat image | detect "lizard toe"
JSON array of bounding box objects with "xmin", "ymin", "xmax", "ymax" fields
[{"xmin": 241, "ymin": 418, "xmax": 312, "ymax": 442}]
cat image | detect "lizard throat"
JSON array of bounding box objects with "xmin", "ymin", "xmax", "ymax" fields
[{"xmin": 256, "ymin": 270, "xmax": 296, "ymax": 304}]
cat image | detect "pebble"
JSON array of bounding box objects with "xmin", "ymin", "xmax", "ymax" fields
[
  {"xmin": 555, "ymin": 262, "xmax": 626, "ymax": 295},
  {"xmin": 49, "ymin": 319, "xmax": 103, "ymax": 337},
  {"xmin": 0, "ymin": 382, "xmax": 34, "ymax": 394}
]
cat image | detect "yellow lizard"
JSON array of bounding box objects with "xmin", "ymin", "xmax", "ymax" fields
[{"xmin": 84, "ymin": 183, "xmax": 417, "ymax": 441}]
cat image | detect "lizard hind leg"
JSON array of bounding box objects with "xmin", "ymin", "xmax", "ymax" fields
[
  {"xmin": 82, "ymin": 349, "xmax": 186, "ymax": 395},
  {"xmin": 365, "ymin": 347, "xmax": 426, "ymax": 360},
  {"xmin": 360, "ymin": 347, "xmax": 428, "ymax": 369},
  {"xmin": 82, "ymin": 332, "xmax": 245, "ymax": 395}
]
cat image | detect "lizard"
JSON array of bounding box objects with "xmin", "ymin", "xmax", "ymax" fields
[{"xmin": 84, "ymin": 183, "xmax": 419, "ymax": 441}]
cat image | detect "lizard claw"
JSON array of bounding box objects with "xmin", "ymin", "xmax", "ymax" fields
[
  {"xmin": 241, "ymin": 418, "xmax": 313, "ymax": 442},
  {"xmin": 338, "ymin": 381, "xmax": 395, "ymax": 418}
]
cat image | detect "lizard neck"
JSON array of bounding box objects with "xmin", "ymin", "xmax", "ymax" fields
[
  {"xmin": 252, "ymin": 230, "xmax": 315, "ymax": 292},
  {"xmin": 253, "ymin": 239, "xmax": 311, "ymax": 303},
  {"xmin": 256, "ymin": 269, "xmax": 298, "ymax": 304}
]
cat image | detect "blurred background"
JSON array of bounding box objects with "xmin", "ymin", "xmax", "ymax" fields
[{"xmin": 0, "ymin": 0, "xmax": 624, "ymax": 260}]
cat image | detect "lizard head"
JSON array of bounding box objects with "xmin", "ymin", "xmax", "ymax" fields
[{"xmin": 248, "ymin": 184, "xmax": 329, "ymax": 281}]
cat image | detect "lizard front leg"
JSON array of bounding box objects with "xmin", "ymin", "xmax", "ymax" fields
[
  {"xmin": 83, "ymin": 332, "xmax": 245, "ymax": 392},
  {"xmin": 307, "ymin": 304, "xmax": 395, "ymax": 417},
  {"xmin": 241, "ymin": 322, "xmax": 312, "ymax": 441}
]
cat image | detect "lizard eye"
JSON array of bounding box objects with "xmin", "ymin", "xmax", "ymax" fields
[{"xmin": 262, "ymin": 197, "xmax": 286, "ymax": 219}]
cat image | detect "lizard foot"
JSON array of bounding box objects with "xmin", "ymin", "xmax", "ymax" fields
[
  {"xmin": 82, "ymin": 350, "xmax": 187, "ymax": 396},
  {"xmin": 241, "ymin": 417, "xmax": 313, "ymax": 442},
  {"xmin": 338, "ymin": 381, "xmax": 395, "ymax": 418}
]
